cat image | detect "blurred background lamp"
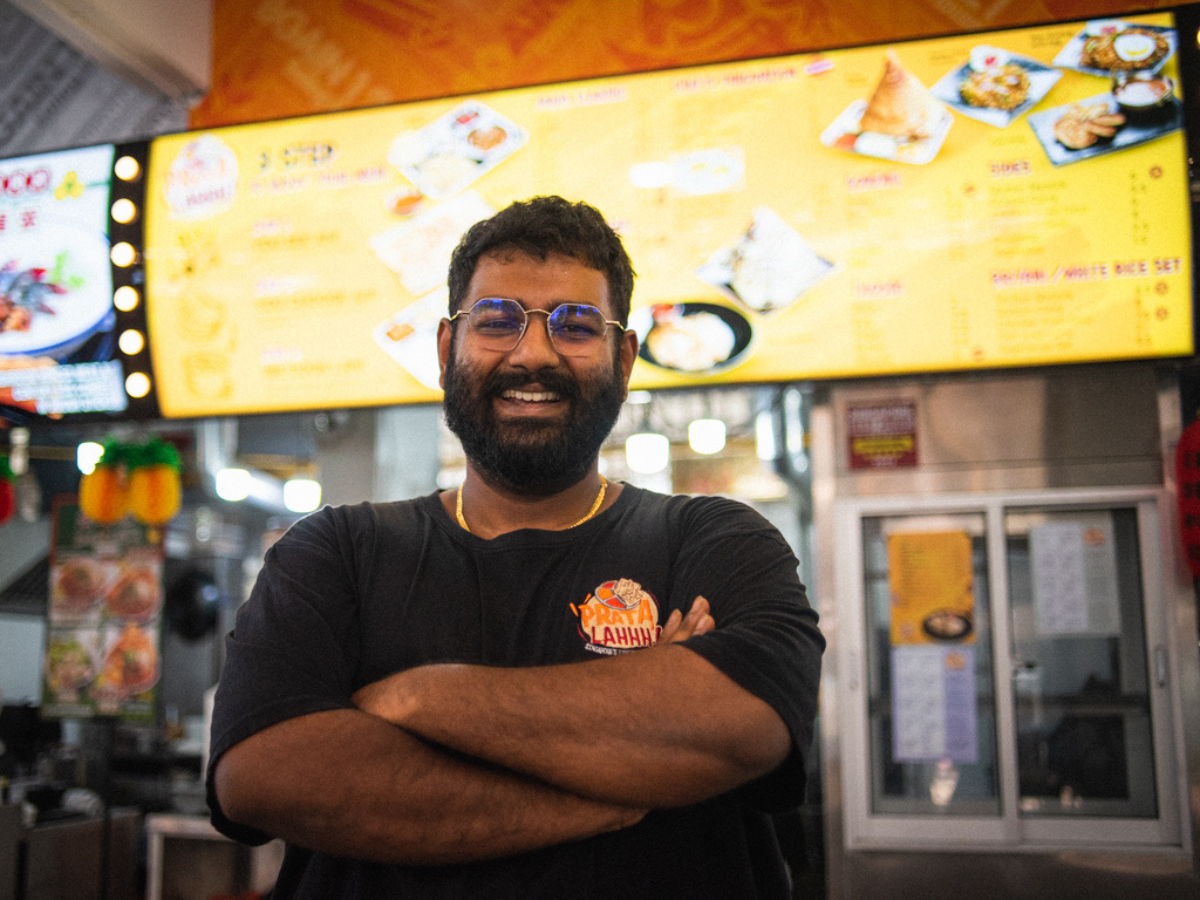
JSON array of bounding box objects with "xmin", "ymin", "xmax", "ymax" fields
[
  {"xmin": 283, "ymin": 478, "xmax": 322, "ymax": 513},
  {"xmin": 124, "ymin": 371, "xmax": 151, "ymax": 398},
  {"xmin": 113, "ymin": 285, "xmax": 139, "ymax": 311},
  {"xmin": 118, "ymin": 329, "xmax": 145, "ymax": 355},
  {"xmin": 626, "ymin": 432, "xmax": 670, "ymax": 474},
  {"xmin": 215, "ymin": 468, "xmax": 252, "ymax": 502},
  {"xmin": 110, "ymin": 242, "xmax": 136, "ymax": 267},
  {"xmin": 756, "ymin": 410, "xmax": 777, "ymax": 461},
  {"xmin": 111, "ymin": 198, "xmax": 137, "ymax": 223},
  {"xmin": 77, "ymin": 442, "xmax": 104, "ymax": 475},
  {"xmin": 626, "ymin": 390, "xmax": 653, "ymax": 405},
  {"xmin": 114, "ymin": 156, "xmax": 141, "ymax": 181},
  {"xmin": 688, "ymin": 418, "xmax": 726, "ymax": 455}
]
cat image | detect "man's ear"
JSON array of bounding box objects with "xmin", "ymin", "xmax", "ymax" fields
[
  {"xmin": 620, "ymin": 327, "xmax": 638, "ymax": 397},
  {"xmin": 437, "ymin": 318, "xmax": 453, "ymax": 390}
]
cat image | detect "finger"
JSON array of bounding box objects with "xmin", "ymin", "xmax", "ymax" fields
[{"xmin": 659, "ymin": 608, "xmax": 682, "ymax": 642}]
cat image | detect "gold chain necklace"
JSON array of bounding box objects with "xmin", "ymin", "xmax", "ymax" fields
[{"xmin": 455, "ymin": 476, "xmax": 607, "ymax": 533}]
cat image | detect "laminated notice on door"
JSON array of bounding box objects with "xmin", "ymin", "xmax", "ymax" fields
[
  {"xmin": 888, "ymin": 531, "xmax": 975, "ymax": 646},
  {"xmin": 1030, "ymin": 519, "xmax": 1120, "ymax": 636},
  {"xmin": 892, "ymin": 645, "xmax": 978, "ymax": 763}
]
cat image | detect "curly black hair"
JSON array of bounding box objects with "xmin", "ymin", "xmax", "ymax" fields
[{"xmin": 446, "ymin": 196, "xmax": 635, "ymax": 325}]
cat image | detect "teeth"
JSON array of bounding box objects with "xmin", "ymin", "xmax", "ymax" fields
[{"xmin": 502, "ymin": 389, "xmax": 560, "ymax": 402}]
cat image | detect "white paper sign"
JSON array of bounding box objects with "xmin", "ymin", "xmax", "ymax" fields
[{"xmin": 1030, "ymin": 518, "xmax": 1120, "ymax": 637}]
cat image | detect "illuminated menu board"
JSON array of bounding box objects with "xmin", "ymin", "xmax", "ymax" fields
[
  {"xmin": 0, "ymin": 146, "xmax": 129, "ymax": 421},
  {"xmin": 143, "ymin": 10, "xmax": 1193, "ymax": 417}
]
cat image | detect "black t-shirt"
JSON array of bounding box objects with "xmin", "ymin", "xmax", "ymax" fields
[{"xmin": 207, "ymin": 485, "xmax": 824, "ymax": 899}]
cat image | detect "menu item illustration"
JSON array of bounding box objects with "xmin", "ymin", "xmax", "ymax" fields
[
  {"xmin": 373, "ymin": 286, "xmax": 448, "ymax": 390},
  {"xmin": 821, "ymin": 51, "xmax": 953, "ymax": 164},
  {"xmin": 1053, "ymin": 20, "xmax": 1175, "ymax": 76},
  {"xmin": 94, "ymin": 623, "xmax": 160, "ymax": 699},
  {"xmin": 0, "ymin": 226, "xmax": 113, "ymax": 360},
  {"xmin": 387, "ymin": 100, "xmax": 528, "ymax": 199},
  {"xmin": 51, "ymin": 557, "xmax": 109, "ymax": 619},
  {"xmin": 369, "ymin": 191, "xmax": 495, "ymax": 296},
  {"xmin": 104, "ymin": 565, "xmax": 161, "ymax": 622},
  {"xmin": 697, "ymin": 206, "xmax": 838, "ymax": 313},
  {"xmin": 44, "ymin": 631, "xmax": 97, "ymax": 698},
  {"xmin": 1028, "ymin": 91, "xmax": 1180, "ymax": 165},
  {"xmin": 922, "ymin": 609, "xmax": 973, "ymax": 641},
  {"xmin": 930, "ymin": 46, "xmax": 1062, "ymax": 128},
  {"xmin": 631, "ymin": 302, "xmax": 755, "ymax": 374}
]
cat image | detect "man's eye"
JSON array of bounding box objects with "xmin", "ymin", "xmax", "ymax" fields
[{"xmin": 475, "ymin": 317, "xmax": 522, "ymax": 333}]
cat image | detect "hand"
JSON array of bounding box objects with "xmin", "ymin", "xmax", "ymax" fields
[{"xmin": 659, "ymin": 595, "xmax": 715, "ymax": 645}]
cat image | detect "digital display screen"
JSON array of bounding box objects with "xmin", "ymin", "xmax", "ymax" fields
[
  {"xmin": 143, "ymin": 10, "xmax": 1194, "ymax": 417},
  {"xmin": 0, "ymin": 145, "xmax": 128, "ymax": 422}
]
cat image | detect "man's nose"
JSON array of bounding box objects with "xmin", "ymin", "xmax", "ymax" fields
[{"xmin": 508, "ymin": 312, "xmax": 562, "ymax": 367}]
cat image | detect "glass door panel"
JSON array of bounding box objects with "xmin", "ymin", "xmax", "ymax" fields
[
  {"xmin": 861, "ymin": 513, "xmax": 1001, "ymax": 817},
  {"xmin": 1004, "ymin": 506, "xmax": 1157, "ymax": 819}
]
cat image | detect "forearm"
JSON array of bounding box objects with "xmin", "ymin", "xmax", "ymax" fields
[
  {"xmin": 357, "ymin": 645, "xmax": 791, "ymax": 808},
  {"xmin": 214, "ymin": 708, "xmax": 643, "ymax": 864}
]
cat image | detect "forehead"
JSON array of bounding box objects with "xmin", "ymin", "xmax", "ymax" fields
[{"xmin": 466, "ymin": 250, "xmax": 611, "ymax": 314}]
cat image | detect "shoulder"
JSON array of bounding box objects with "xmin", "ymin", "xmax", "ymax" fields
[{"xmin": 269, "ymin": 494, "xmax": 440, "ymax": 559}]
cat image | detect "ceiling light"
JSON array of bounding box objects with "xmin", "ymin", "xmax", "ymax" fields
[
  {"xmin": 77, "ymin": 442, "xmax": 104, "ymax": 474},
  {"xmin": 215, "ymin": 468, "xmax": 252, "ymax": 502},
  {"xmin": 688, "ymin": 418, "xmax": 726, "ymax": 455},
  {"xmin": 283, "ymin": 478, "xmax": 322, "ymax": 513},
  {"xmin": 626, "ymin": 432, "xmax": 670, "ymax": 474}
]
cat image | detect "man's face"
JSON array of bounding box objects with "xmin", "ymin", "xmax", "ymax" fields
[{"xmin": 437, "ymin": 250, "xmax": 638, "ymax": 496}]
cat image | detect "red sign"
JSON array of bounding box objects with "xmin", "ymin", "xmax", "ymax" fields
[
  {"xmin": 1175, "ymin": 418, "xmax": 1200, "ymax": 578},
  {"xmin": 848, "ymin": 402, "xmax": 918, "ymax": 469}
]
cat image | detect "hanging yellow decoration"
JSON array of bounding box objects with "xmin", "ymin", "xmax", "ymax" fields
[
  {"xmin": 78, "ymin": 442, "xmax": 128, "ymax": 525},
  {"xmin": 126, "ymin": 438, "xmax": 182, "ymax": 527}
]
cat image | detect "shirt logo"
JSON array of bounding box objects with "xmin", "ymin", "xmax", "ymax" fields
[{"xmin": 572, "ymin": 578, "xmax": 661, "ymax": 656}]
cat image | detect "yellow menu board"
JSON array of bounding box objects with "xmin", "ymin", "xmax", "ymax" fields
[{"xmin": 143, "ymin": 12, "xmax": 1193, "ymax": 417}]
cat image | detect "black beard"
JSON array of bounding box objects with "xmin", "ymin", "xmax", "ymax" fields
[{"xmin": 442, "ymin": 346, "xmax": 625, "ymax": 496}]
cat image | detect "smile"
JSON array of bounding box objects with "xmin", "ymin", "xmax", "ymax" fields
[{"xmin": 501, "ymin": 389, "xmax": 563, "ymax": 403}]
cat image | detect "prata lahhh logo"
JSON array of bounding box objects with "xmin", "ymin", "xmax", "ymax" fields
[
  {"xmin": 164, "ymin": 135, "xmax": 238, "ymax": 221},
  {"xmin": 573, "ymin": 578, "xmax": 662, "ymax": 656}
]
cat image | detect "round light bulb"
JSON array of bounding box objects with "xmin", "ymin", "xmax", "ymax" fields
[
  {"xmin": 113, "ymin": 286, "xmax": 139, "ymax": 311},
  {"xmin": 111, "ymin": 198, "xmax": 137, "ymax": 223},
  {"xmin": 110, "ymin": 242, "xmax": 137, "ymax": 267},
  {"xmin": 124, "ymin": 371, "xmax": 151, "ymax": 397},
  {"xmin": 114, "ymin": 156, "xmax": 141, "ymax": 181},
  {"xmin": 118, "ymin": 329, "xmax": 145, "ymax": 355}
]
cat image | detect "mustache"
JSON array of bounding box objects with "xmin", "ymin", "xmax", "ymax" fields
[{"xmin": 480, "ymin": 368, "xmax": 583, "ymax": 402}]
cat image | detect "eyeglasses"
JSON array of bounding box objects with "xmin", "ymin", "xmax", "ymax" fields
[{"xmin": 449, "ymin": 297, "xmax": 626, "ymax": 357}]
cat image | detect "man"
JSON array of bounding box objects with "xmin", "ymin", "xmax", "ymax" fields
[{"xmin": 207, "ymin": 195, "xmax": 824, "ymax": 899}]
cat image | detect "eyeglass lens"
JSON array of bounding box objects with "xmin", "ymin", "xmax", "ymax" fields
[{"xmin": 465, "ymin": 298, "xmax": 611, "ymax": 355}]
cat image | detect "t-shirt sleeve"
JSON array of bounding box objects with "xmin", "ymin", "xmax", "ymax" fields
[
  {"xmin": 667, "ymin": 497, "xmax": 825, "ymax": 813},
  {"xmin": 205, "ymin": 505, "xmax": 366, "ymax": 843}
]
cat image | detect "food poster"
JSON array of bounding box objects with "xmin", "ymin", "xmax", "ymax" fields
[
  {"xmin": 0, "ymin": 145, "xmax": 127, "ymax": 419},
  {"xmin": 888, "ymin": 531, "xmax": 976, "ymax": 646},
  {"xmin": 143, "ymin": 12, "xmax": 1191, "ymax": 417},
  {"xmin": 892, "ymin": 644, "xmax": 979, "ymax": 763},
  {"xmin": 42, "ymin": 500, "xmax": 163, "ymax": 721},
  {"xmin": 1029, "ymin": 516, "xmax": 1121, "ymax": 636}
]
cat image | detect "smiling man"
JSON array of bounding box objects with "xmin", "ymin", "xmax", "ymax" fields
[{"xmin": 207, "ymin": 196, "xmax": 825, "ymax": 899}]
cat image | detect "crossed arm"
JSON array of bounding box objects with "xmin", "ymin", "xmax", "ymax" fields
[{"xmin": 213, "ymin": 597, "xmax": 793, "ymax": 865}]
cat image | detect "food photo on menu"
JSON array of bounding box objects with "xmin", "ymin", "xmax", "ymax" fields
[
  {"xmin": 821, "ymin": 50, "xmax": 954, "ymax": 164},
  {"xmin": 929, "ymin": 45, "xmax": 1063, "ymax": 128},
  {"xmin": 1029, "ymin": 18, "xmax": 1180, "ymax": 165}
]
